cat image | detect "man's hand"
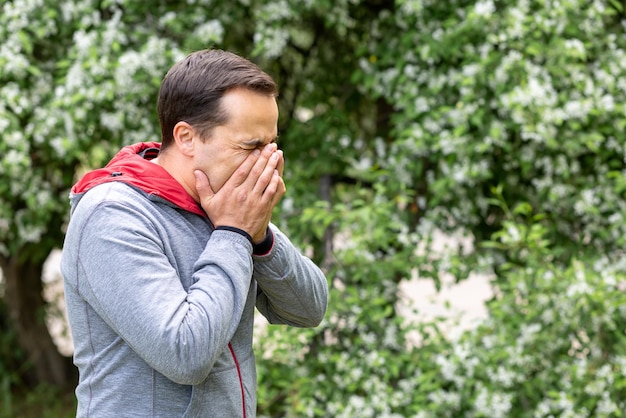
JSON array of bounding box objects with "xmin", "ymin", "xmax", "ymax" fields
[{"xmin": 195, "ymin": 143, "xmax": 286, "ymax": 243}]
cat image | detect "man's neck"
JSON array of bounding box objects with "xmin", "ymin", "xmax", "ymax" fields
[{"xmin": 152, "ymin": 151, "xmax": 199, "ymax": 202}]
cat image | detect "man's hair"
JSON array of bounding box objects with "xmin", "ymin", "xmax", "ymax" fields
[{"xmin": 157, "ymin": 49, "xmax": 278, "ymax": 150}]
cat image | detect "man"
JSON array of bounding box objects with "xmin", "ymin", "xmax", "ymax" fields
[{"xmin": 61, "ymin": 49, "xmax": 328, "ymax": 417}]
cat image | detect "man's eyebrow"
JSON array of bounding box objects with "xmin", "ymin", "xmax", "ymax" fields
[{"xmin": 242, "ymin": 137, "xmax": 278, "ymax": 147}]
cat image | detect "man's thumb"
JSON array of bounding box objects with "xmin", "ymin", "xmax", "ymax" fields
[{"xmin": 194, "ymin": 170, "xmax": 214, "ymax": 198}]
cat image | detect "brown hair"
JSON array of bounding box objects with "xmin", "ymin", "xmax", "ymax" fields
[{"xmin": 157, "ymin": 49, "xmax": 278, "ymax": 150}]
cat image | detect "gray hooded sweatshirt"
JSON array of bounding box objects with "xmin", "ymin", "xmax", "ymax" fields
[{"xmin": 60, "ymin": 142, "xmax": 328, "ymax": 417}]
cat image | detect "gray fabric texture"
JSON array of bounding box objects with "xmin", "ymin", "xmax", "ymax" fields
[{"xmin": 61, "ymin": 181, "xmax": 328, "ymax": 417}]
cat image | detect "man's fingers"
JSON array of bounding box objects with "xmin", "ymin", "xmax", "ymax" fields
[
  {"xmin": 229, "ymin": 148, "xmax": 262, "ymax": 187},
  {"xmin": 260, "ymin": 170, "xmax": 286, "ymax": 208},
  {"xmin": 272, "ymin": 174, "xmax": 286, "ymax": 206},
  {"xmin": 252, "ymin": 151, "xmax": 280, "ymax": 195},
  {"xmin": 261, "ymin": 170, "xmax": 280, "ymax": 197},
  {"xmin": 241, "ymin": 143, "xmax": 277, "ymax": 191},
  {"xmin": 276, "ymin": 150, "xmax": 284, "ymax": 178},
  {"xmin": 228, "ymin": 143, "xmax": 276, "ymax": 187}
]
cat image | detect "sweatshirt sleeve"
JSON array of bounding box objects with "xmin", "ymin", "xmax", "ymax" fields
[
  {"xmin": 253, "ymin": 224, "xmax": 329, "ymax": 327},
  {"xmin": 63, "ymin": 199, "xmax": 253, "ymax": 385}
]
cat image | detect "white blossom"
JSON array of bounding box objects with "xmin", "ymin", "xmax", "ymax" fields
[
  {"xmin": 254, "ymin": 27, "xmax": 289, "ymax": 59},
  {"xmin": 474, "ymin": 0, "xmax": 495, "ymax": 17},
  {"xmin": 564, "ymin": 38, "xmax": 586, "ymax": 56},
  {"xmin": 193, "ymin": 19, "xmax": 224, "ymax": 44}
]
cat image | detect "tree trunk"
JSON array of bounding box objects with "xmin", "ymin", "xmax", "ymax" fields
[{"xmin": 0, "ymin": 255, "xmax": 76, "ymax": 389}]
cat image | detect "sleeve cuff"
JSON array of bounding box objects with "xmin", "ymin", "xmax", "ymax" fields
[
  {"xmin": 215, "ymin": 226, "xmax": 253, "ymax": 244},
  {"xmin": 214, "ymin": 226, "xmax": 274, "ymax": 256},
  {"xmin": 252, "ymin": 227, "xmax": 274, "ymax": 256}
]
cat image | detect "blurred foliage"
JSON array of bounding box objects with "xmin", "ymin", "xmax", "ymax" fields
[
  {"xmin": 1, "ymin": 384, "xmax": 75, "ymax": 418},
  {"xmin": 256, "ymin": 197, "xmax": 626, "ymax": 417},
  {"xmin": 1, "ymin": 0, "xmax": 626, "ymax": 416},
  {"xmin": 0, "ymin": 297, "xmax": 25, "ymax": 414}
]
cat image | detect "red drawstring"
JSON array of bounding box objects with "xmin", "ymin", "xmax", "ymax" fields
[{"xmin": 228, "ymin": 343, "xmax": 246, "ymax": 418}]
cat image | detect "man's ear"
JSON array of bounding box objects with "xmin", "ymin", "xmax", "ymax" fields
[{"xmin": 172, "ymin": 121, "xmax": 195, "ymax": 157}]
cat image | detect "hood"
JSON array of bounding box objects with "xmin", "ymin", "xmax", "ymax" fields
[{"xmin": 71, "ymin": 142, "xmax": 205, "ymax": 217}]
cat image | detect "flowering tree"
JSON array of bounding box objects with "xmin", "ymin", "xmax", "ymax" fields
[
  {"xmin": 367, "ymin": 0, "xmax": 626, "ymax": 258},
  {"xmin": 2, "ymin": 0, "xmax": 626, "ymax": 415},
  {"xmin": 252, "ymin": 0, "xmax": 626, "ymax": 416},
  {"xmin": 0, "ymin": 0, "xmax": 208, "ymax": 387}
]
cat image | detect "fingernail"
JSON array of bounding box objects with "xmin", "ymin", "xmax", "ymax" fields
[
  {"xmin": 253, "ymin": 149, "xmax": 261, "ymax": 156},
  {"xmin": 271, "ymin": 152, "xmax": 278, "ymax": 160}
]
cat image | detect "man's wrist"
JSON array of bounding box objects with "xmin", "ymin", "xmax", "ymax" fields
[
  {"xmin": 215, "ymin": 226, "xmax": 253, "ymax": 244},
  {"xmin": 213, "ymin": 226, "xmax": 273, "ymax": 255},
  {"xmin": 252, "ymin": 227, "xmax": 273, "ymax": 256}
]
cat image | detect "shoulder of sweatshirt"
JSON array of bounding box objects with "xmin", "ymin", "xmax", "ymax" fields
[{"xmin": 70, "ymin": 181, "xmax": 184, "ymax": 220}]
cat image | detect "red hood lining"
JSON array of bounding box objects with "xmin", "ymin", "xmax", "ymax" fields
[{"xmin": 71, "ymin": 142, "xmax": 206, "ymax": 217}]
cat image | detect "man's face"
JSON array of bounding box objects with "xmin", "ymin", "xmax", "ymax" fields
[{"xmin": 193, "ymin": 88, "xmax": 279, "ymax": 192}]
